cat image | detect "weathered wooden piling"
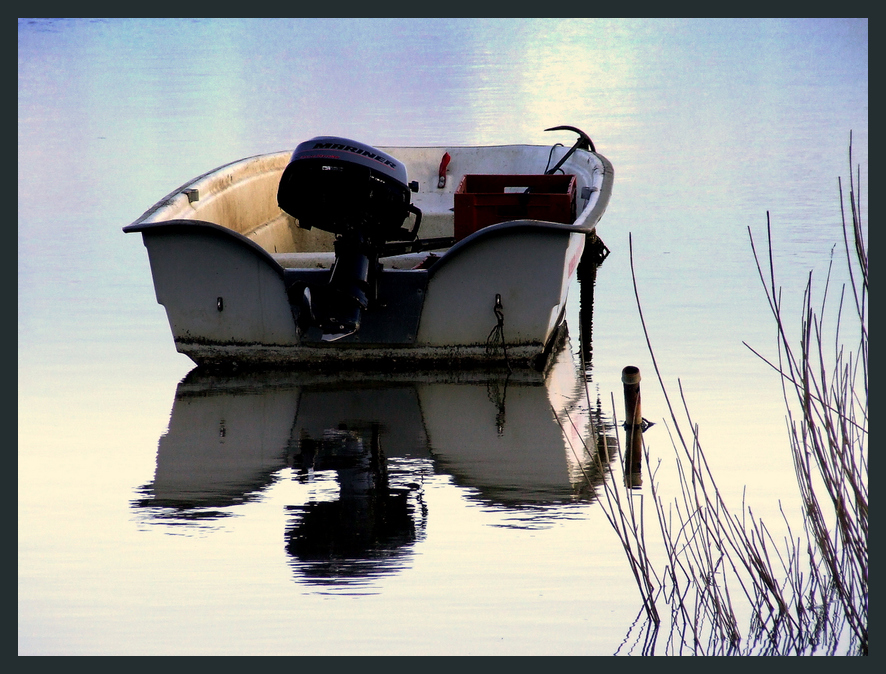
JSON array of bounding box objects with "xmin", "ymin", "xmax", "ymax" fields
[{"xmin": 622, "ymin": 365, "xmax": 643, "ymax": 487}]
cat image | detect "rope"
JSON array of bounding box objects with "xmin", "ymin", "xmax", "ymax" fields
[
  {"xmin": 544, "ymin": 143, "xmax": 564, "ymax": 174},
  {"xmin": 485, "ymin": 293, "xmax": 512, "ymax": 372}
]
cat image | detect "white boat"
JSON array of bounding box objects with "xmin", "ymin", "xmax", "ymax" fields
[{"xmin": 124, "ymin": 126, "xmax": 613, "ymax": 370}]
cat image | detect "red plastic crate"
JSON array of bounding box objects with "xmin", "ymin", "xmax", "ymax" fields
[{"xmin": 453, "ymin": 174, "xmax": 576, "ymax": 240}]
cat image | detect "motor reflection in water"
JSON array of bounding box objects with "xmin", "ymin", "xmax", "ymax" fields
[
  {"xmin": 284, "ymin": 384, "xmax": 431, "ymax": 587},
  {"xmin": 133, "ymin": 277, "xmax": 618, "ymax": 589}
]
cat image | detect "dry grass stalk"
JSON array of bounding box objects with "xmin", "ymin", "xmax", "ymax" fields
[{"xmin": 570, "ymin": 135, "xmax": 867, "ymax": 655}]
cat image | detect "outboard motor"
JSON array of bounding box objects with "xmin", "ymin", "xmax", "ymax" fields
[{"xmin": 277, "ymin": 136, "xmax": 421, "ymax": 341}]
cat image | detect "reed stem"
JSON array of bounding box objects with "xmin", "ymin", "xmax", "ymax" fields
[{"xmin": 575, "ymin": 134, "xmax": 867, "ymax": 655}]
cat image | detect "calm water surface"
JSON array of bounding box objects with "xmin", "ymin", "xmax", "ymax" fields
[{"xmin": 19, "ymin": 18, "xmax": 867, "ymax": 655}]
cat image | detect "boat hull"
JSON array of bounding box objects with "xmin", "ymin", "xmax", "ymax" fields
[{"xmin": 128, "ymin": 218, "xmax": 582, "ymax": 369}]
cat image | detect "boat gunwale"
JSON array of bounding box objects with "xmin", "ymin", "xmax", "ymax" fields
[
  {"xmin": 122, "ymin": 218, "xmax": 288, "ymax": 278},
  {"xmin": 125, "ymin": 143, "xmax": 612, "ymax": 230},
  {"xmin": 127, "ymin": 152, "xmax": 287, "ymax": 227},
  {"xmin": 123, "ymin": 144, "xmax": 613, "ymax": 276}
]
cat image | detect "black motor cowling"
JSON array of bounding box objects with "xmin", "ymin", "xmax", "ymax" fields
[
  {"xmin": 278, "ymin": 136, "xmax": 419, "ymax": 241},
  {"xmin": 277, "ymin": 137, "xmax": 421, "ymax": 341}
]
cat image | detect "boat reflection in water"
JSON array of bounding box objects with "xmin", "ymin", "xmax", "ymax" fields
[{"xmin": 133, "ymin": 328, "xmax": 617, "ymax": 590}]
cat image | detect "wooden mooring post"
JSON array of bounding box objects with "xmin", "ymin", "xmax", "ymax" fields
[{"xmin": 622, "ymin": 366, "xmax": 643, "ymax": 487}]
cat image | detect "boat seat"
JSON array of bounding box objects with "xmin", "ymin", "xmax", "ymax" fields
[{"xmin": 271, "ymin": 251, "xmax": 437, "ymax": 270}]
